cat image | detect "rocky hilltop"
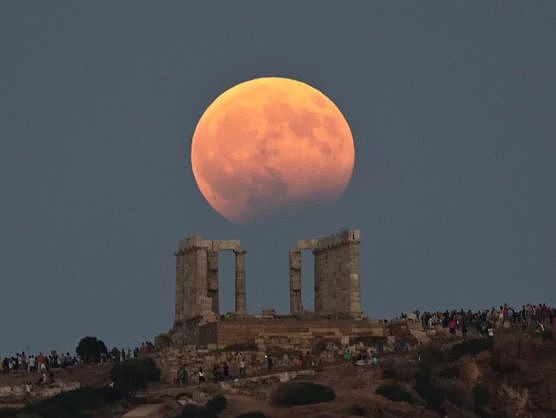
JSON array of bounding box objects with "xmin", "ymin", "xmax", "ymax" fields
[{"xmin": 2, "ymin": 325, "xmax": 555, "ymax": 418}]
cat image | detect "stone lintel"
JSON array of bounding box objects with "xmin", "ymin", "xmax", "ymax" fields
[
  {"xmin": 212, "ymin": 240, "xmax": 241, "ymax": 251},
  {"xmin": 295, "ymin": 239, "xmax": 319, "ymax": 250},
  {"xmin": 178, "ymin": 235, "xmax": 212, "ymax": 251}
]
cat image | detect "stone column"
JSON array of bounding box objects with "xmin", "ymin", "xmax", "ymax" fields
[
  {"xmin": 174, "ymin": 251, "xmax": 183, "ymax": 326},
  {"xmin": 207, "ymin": 249, "xmax": 219, "ymax": 315},
  {"xmin": 289, "ymin": 249, "xmax": 302, "ymax": 314},
  {"xmin": 347, "ymin": 240, "xmax": 362, "ymax": 317},
  {"xmin": 313, "ymin": 249, "xmax": 323, "ymax": 315},
  {"xmin": 234, "ymin": 249, "xmax": 247, "ymax": 313}
]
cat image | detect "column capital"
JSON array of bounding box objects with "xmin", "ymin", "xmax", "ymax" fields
[{"xmin": 233, "ymin": 249, "xmax": 247, "ymax": 255}]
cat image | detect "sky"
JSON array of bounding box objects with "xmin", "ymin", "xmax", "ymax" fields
[{"xmin": 1, "ymin": 1, "xmax": 555, "ymax": 355}]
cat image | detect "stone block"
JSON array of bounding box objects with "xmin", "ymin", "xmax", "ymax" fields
[
  {"xmin": 212, "ymin": 240, "xmax": 241, "ymax": 251},
  {"xmin": 296, "ymin": 239, "xmax": 319, "ymax": 249}
]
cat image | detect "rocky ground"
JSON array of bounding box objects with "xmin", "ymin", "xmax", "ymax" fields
[{"xmin": 2, "ymin": 327, "xmax": 556, "ymax": 418}]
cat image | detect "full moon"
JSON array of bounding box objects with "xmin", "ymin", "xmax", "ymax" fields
[{"xmin": 191, "ymin": 77, "xmax": 355, "ymax": 223}]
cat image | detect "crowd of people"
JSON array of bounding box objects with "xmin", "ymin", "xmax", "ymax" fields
[
  {"xmin": 175, "ymin": 354, "xmax": 273, "ymax": 387},
  {"xmin": 404, "ymin": 303, "xmax": 555, "ymax": 336},
  {"xmin": 104, "ymin": 341, "xmax": 155, "ymax": 364},
  {"xmin": 1, "ymin": 351, "xmax": 77, "ymax": 375},
  {"xmin": 1, "ymin": 341, "xmax": 155, "ymax": 377}
]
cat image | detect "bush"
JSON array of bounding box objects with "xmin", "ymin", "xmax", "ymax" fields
[
  {"xmin": 75, "ymin": 336, "xmax": 108, "ymax": 363},
  {"xmin": 375, "ymin": 384, "xmax": 412, "ymax": 403},
  {"xmin": 15, "ymin": 387, "xmax": 122, "ymax": 418},
  {"xmin": 438, "ymin": 365, "xmax": 459, "ymax": 379},
  {"xmin": 416, "ymin": 345, "xmax": 443, "ymax": 376},
  {"xmin": 439, "ymin": 381, "xmax": 466, "ymax": 408},
  {"xmin": 539, "ymin": 329, "xmax": 554, "ymax": 341},
  {"xmin": 205, "ymin": 395, "xmax": 227, "ymax": 414},
  {"xmin": 272, "ymin": 382, "xmax": 335, "ymax": 406},
  {"xmin": 490, "ymin": 351, "xmax": 519, "ymax": 374},
  {"xmin": 0, "ymin": 408, "xmax": 19, "ymax": 417},
  {"xmin": 414, "ymin": 375, "xmax": 444, "ymax": 411},
  {"xmin": 448, "ymin": 338, "xmax": 493, "ymax": 361},
  {"xmin": 180, "ymin": 395, "xmax": 227, "ymax": 418},
  {"xmin": 473, "ymin": 384, "xmax": 490, "ymax": 411},
  {"xmin": 111, "ymin": 357, "xmax": 161, "ymax": 397},
  {"xmin": 347, "ymin": 403, "xmax": 366, "ymax": 416},
  {"xmin": 382, "ymin": 367, "xmax": 397, "ymax": 379},
  {"xmin": 235, "ymin": 413, "xmax": 268, "ymax": 418},
  {"xmin": 181, "ymin": 404, "xmax": 203, "ymax": 418}
]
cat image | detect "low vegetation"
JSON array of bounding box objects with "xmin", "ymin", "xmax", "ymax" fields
[
  {"xmin": 0, "ymin": 387, "xmax": 123, "ymax": 418},
  {"xmin": 180, "ymin": 395, "xmax": 228, "ymax": 418},
  {"xmin": 374, "ymin": 384, "xmax": 412, "ymax": 403},
  {"xmin": 347, "ymin": 403, "xmax": 367, "ymax": 416},
  {"xmin": 538, "ymin": 329, "xmax": 554, "ymax": 341},
  {"xmin": 438, "ymin": 365, "xmax": 460, "ymax": 379},
  {"xmin": 235, "ymin": 412, "xmax": 268, "ymax": 418},
  {"xmin": 448, "ymin": 338, "xmax": 493, "ymax": 361},
  {"xmin": 473, "ymin": 384, "xmax": 490, "ymax": 412},
  {"xmin": 416, "ymin": 345, "xmax": 443, "ymax": 374},
  {"xmin": 381, "ymin": 367, "xmax": 397, "ymax": 379},
  {"xmin": 110, "ymin": 356, "xmax": 161, "ymax": 397},
  {"xmin": 413, "ymin": 374, "xmax": 445, "ymax": 412},
  {"xmin": 75, "ymin": 336, "xmax": 108, "ymax": 363},
  {"xmin": 272, "ymin": 381, "xmax": 335, "ymax": 406}
]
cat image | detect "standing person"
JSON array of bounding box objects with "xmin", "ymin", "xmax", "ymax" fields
[
  {"xmin": 343, "ymin": 349, "xmax": 351, "ymax": 363},
  {"xmin": 176, "ymin": 367, "xmax": 183, "ymax": 386},
  {"xmin": 239, "ymin": 358, "xmax": 246, "ymax": 377},
  {"xmin": 223, "ymin": 362, "xmax": 229, "ymax": 379},
  {"xmin": 212, "ymin": 364, "xmax": 220, "ymax": 383},
  {"xmin": 198, "ymin": 367, "xmax": 205, "ymax": 383},
  {"xmin": 448, "ymin": 318, "xmax": 457, "ymax": 335},
  {"xmin": 181, "ymin": 366, "xmax": 188, "ymax": 385},
  {"xmin": 266, "ymin": 353, "xmax": 273, "ymax": 372}
]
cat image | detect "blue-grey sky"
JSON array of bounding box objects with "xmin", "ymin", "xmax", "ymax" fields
[{"xmin": 1, "ymin": 2, "xmax": 555, "ymax": 355}]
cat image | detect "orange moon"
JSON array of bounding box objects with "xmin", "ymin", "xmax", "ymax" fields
[{"xmin": 191, "ymin": 77, "xmax": 355, "ymax": 223}]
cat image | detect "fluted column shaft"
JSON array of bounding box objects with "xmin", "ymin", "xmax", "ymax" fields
[{"xmin": 234, "ymin": 250, "xmax": 247, "ymax": 313}]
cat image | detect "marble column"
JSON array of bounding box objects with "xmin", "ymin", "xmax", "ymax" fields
[
  {"xmin": 174, "ymin": 251, "xmax": 183, "ymax": 326},
  {"xmin": 347, "ymin": 240, "xmax": 362, "ymax": 317},
  {"xmin": 234, "ymin": 249, "xmax": 247, "ymax": 313},
  {"xmin": 289, "ymin": 249, "xmax": 302, "ymax": 314},
  {"xmin": 207, "ymin": 249, "xmax": 219, "ymax": 315}
]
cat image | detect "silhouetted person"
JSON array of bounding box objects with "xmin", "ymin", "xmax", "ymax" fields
[{"xmin": 266, "ymin": 354, "xmax": 273, "ymax": 372}]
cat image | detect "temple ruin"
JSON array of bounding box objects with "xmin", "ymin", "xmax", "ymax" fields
[
  {"xmin": 158, "ymin": 229, "xmax": 392, "ymax": 382},
  {"xmin": 174, "ymin": 236, "xmax": 247, "ymax": 327},
  {"xmin": 289, "ymin": 229, "xmax": 362, "ymax": 318},
  {"xmin": 173, "ymin": 229, "xmax": 362, "ymax": 332}
]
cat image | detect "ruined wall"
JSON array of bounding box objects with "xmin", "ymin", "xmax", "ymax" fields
[
  {"xmin": 158, "ymin": 317, "xmax": 386, "ymax": 383},
  {"xmin": 174, "ymin": 236, "xmax": 244, "ymax": 328},
  {"xmin": 314, "ymin": 230, "xmax": 362, "ymax": 318},
  {"xmin": 195, "ymin": 318, "xmax": 384, "ymax": 348},
  {"xmin": 289, "ymin": 229, "xmax": 362, "ymax": 319}
]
